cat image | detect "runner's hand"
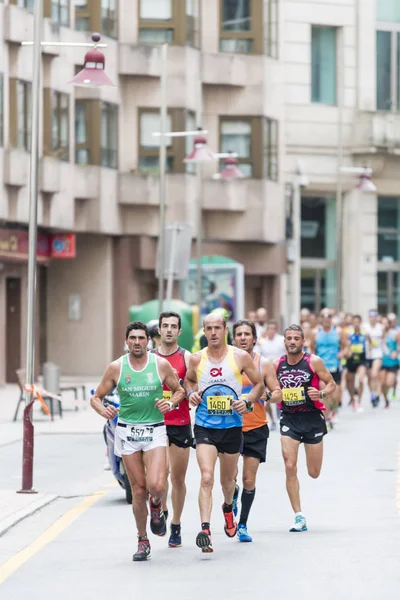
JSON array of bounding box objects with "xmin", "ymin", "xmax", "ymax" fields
[
  {"xmin": 188, "ymin": 391, "xmax": 202, "ymax": 407},
  {"xmin": 102, "ymin": 405, "xmax": 119, "ymax": 420},
  {"xmin": 308, "ymin": 387, "xmax": 321, "ymax": 402},
  {"xmin": 232, "ymin": 399, "xmax": 247, "ymax": 414},
  {"xmin": 155, "ymin": 398, "xmax": 173, "ymax": 414}
]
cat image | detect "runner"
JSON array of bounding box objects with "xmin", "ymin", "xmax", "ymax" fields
[
  {"xmin": 344, "ymin": 315, "xmax": 368, "ymax": 411},
  {"xmin": 273, "ymin": 324, "xmax": 336, "ymax": 532},
  {"xmin": 364, "ymin": 310, "xmax": 384, "ymax": 407},
  {"xmin": 258, "ymin": 319, "xmax": 285, "ymax": 430},
  {"xmin": 91, "ymin": 321, "xmax": 184, "ymax": 562},
  {"xmin": 301, "ymin": 320, "xmax": 314, "ymax": 354},
  {"xmin": 313, "ymin": 310, "xmax": 348, "ymax": 426},
  {"xmin": 233, "ymin": 320, "xmax": 282, "ymax": 542},
  {"xmin": 152, "ymin": 311, "xmax": 192, "ymax": 548},
  {"xmin": 184, "ymin": 312, "xmax": 264, "ymax": 553},
  {"xmin": 380, "ymin": 316, "xmax": 400, "ymax": 408}
]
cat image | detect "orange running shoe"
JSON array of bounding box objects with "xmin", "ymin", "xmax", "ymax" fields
[
  {"xmin": 222, "ymin": 504, "xmax": 237, "ymax": 538},
  {"xmin": 196, "ymin": 529, "xmax": 213, "ymax": 553}
]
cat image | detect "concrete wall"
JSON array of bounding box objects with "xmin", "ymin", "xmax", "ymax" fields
[{"xmin": 46, "ymin": 234, "xmax": 113, "ymax": 376}]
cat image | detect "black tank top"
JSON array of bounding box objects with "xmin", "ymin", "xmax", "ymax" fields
[{"xmin": 276, "ymin": 353, "xmax": 321, "ymax": 413}]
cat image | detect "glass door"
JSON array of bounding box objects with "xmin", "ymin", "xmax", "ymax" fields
[
  {"xmin": 301, "ymin": 267, "xmax": 336, "ymax": 313},
  {"xmin": 377, "ymin": 270, "xmax": 400, "ymax": 314}
]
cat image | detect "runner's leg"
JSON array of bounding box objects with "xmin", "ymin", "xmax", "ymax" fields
[
  {"xmin": 143, "ymin": 445, "xmax": 167, "ymax": 506},
  {"xmin": 122, "ymin": 452, "xmax": 147, "ymax": 537},
  {"xmin": 346, "ymin": 371, "xmax": 356, "ymax": 405},
  {"xmin": 162, "ymin": 444, "xmax": 170, "ymax": 514},
  {"xmin": 281, "ymin": 436, "xmax": 301, "ymax": 513},
  {"xmin": 239, "ymin": 456, "xmax": 260, "ymax": 526},
  {"xmin": 304, "ymin": 442, "xmax": 324, "ymax": 479},
  {"xmin": 196, "ymin": 443, "xmax": 218, "ymax": 523},
  {"xmin": 219, "ymin": 452, "xmax": 241, "ymax": 505},
  {"xmin": 357, "ymin": 365, "xmax": 367, "ymax": 405},
  {"xmin": 169, "ymin": 443, "xmax": 190, "ymax": 525}
]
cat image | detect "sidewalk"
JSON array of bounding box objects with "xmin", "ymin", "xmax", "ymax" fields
[{"xmin": 0, "ymin": 377, "xmax": 104, "ymax": 538}]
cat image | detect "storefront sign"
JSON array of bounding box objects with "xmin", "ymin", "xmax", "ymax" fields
[
  {"xmin": 0, "ymin": 229, "xmax": 50, "ymax": 263},
  {"xmin": 50, "ymin": 234, "xmax": 76, "ymax": 259}
]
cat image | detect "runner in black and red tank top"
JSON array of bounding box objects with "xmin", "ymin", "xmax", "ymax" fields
[
  {"xmin": 273, "ymin": 324, "xmax": 336, "ymax": 534},
  {"xmin": 151, "ymin": 311, "xmax": 192, "ymax": 549}
]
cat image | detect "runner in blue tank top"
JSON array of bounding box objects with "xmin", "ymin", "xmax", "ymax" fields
[
  {"xmin": 381, "ymin": 317, "xmax": 400, "ymax": 408},
  {"xmin": 312, "ymin": 310, "xmax": 348, "ymax": 426}
]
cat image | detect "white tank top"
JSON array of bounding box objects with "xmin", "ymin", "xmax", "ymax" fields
[
  {"xmin": 197, "ymin": 346, "xmax": 242, "ymax": 398},
  {"xmin": 365, "ymin": 323, "xmax": 384, "ymax": 359}
]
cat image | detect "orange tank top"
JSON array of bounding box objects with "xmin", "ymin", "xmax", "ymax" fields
[{"xmin": 242, "ymin": 352, "xmax": 268, "ymax": 432}]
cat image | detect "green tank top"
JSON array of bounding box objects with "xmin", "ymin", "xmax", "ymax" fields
[{"xmin": 117, "ymin": 353, "xmax": 164, "ymax": 424}]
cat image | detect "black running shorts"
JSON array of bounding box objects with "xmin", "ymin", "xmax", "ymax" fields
[
  {"xmin": 242, "ymin": 424, "xmax": 269, "ymax": 463},
  {"xmin": 280, "ymin": 411, "xmax": 327, "ymax": 445},
  {"xmin": 193, "ymin": 425, "xmax": 243, "ymax": 454},
  {"xmin": 166, "ymin": 424, "xmax": 193, "ymax": 449},
  {"xmin": 329, "ymin": 369, "xmax": 342, "ymax": 385},
  {"xmin": 346, "ymin": 360, "xmax": 367, "ymax": 374}
]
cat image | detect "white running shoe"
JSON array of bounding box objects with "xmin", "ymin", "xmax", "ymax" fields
[
  {"xmin": 104, "ymin": 455, "xmax": 111, "ymax": 470},
  {"xmin": 356, "ymin": 405, "xmax": 364, "ymax": 413},
  {"xmin": 290, "ymin": 514, "xmax": 307, "ymax": 532}
]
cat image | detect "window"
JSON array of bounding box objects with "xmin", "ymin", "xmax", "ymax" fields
[
  {"xmin": 311, "ymin": 26, "xmax": 337, "ymax": 105},
  {"xmin": 376, "ymin": 30, "xmax": 400, "ymax": 111},
  {"xmin": 263, "ymin": 118, "xmax": 278, "ymax": 181},
  {"xmin": 378, "ymin": 196, "xmax": 400, "ymax": 261},
  {"xmin": 301, "ymin": 197, "xmax": 336, "ymax": 259},
  {"xmin": 50, "ymin": 0, "xmax": 69, "ymax": 26},
  {"xmin": 264, "ymin": 0, "xmax": 279, "ymax": 58},
  {"xmin": 75, "ymin": 100, "xmax": 91, "ymax": 165},
  {"xmin": 75, "ymin": 0, "xmax": 118, "ymax": 39},
  {"xmin": 0, "ymin": 74, "xmax": 3, "ymax": 147},
  {"xmin": 44, "ymin": 89, "xmax": 69, "ymax": 161},
  {"xmin": 9, "ymin": 80, "xmax": 32, "ymax": 150},
  {"xmin": 14, "ymin": 0, "xmax": 34, "ymax": 12},
  {"xmin": 377, "ymin": 0, "xmax": 400, "ymax": 23},
  {"xmin": 138, "ymin": 0, "xmax": 200, "ymax": 47},
  {"xmin": 219, "ymin": 0, "xmax": 263, "ymax": 54},
  {"xmin": 101, "ymin": 102, "xmax": 118, "ymax": 168},
  {"xmin": 220, "ymin": 119, "xmax": 253, "ymax": 176}
]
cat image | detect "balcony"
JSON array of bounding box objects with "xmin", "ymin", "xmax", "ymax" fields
[
  {"xmin": 40, "ymin": 156, "xmax": 61, "ymax": 193},
  {"xmin": 352, "ymin": 112, "xmax": 400, "ymax": 154},
  {"xmin": 3, "ymin": 5, "xmax": 33, "ymax": 45},
  {"xmin": 3, "ymin": 148, "xmax": 29, "ymax": 187},
  {"xmin": 119, "ymin": 172, "xmax": 161, "ymax": 206},
  {"xmin": 202, "ymin": 52, "xmax": 248, "ymax": 87},
  {"xmin": 73, "ymin": 165, "xmax": 101, "ymax": 199},
  {"xmin": 119, "ymin": 44, "xmax": 163, "ymax": 78},
  {"xmin": 202, "ymin": 179, "xmax": 248, "ymax": 212}
]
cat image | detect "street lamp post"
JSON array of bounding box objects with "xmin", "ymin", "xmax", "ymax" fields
[{"xmin": 19, "ymin": 7, "xmax": 114, "ymax": 492}]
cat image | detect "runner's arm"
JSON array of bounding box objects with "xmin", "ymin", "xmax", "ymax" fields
[
  {"xmin": 339, "ymin": 331, "xmax": 349, "ymax": 359},
  {"xmin": 309, "ymin": 356, "xmax": 336, "ymax": 398},
  {"xmin": 90, "ymin": 362, "xmax": 119, "ymax": 419},
  {"xmin": 261, "ymin": 359, "xmax": 282, "ymax": 404},
  {"xmin": 240, "ymin": 352, "xmax": 264, "ymax": 404},
  {"xmin": 184, "ymin": 354, "xmax": 202, "ymax": 406},
  {"xmin": 158, "ymin": 359, "xmax": 185, "ymax": 407},
  {"xmin": 184, "ymin": 349, "xmax": 192, "ymax": 370}
]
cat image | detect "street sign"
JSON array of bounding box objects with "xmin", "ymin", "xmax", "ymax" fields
[{"xmin": 156, "ymin": 223, "xmax": 192, "ymax": 280}]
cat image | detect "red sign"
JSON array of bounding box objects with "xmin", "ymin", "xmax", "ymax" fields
[
  {"xmin": 50, "ymin": 234, "xmax": 76, "ymax": 259},
  {"xmin": 0, "ymin": 229, "xmax": 50, "ymax": 263}
]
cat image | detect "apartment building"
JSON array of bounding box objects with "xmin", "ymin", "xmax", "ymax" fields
[
  {"xmin": 0, "ymin": 0, "xmax": 285, "ymax": 381},
  {"xmin": 284, "ymin": 0, "xmax": 400, "ymax": 318}
]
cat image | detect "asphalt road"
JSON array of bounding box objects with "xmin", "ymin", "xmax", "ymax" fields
[{"xmin": 0, "ymin": 401, "xmax": 399, "ymax": 600}]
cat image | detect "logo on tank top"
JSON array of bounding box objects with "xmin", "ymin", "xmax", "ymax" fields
[
  {"xmin": 125, "ymin": 374, "xmax": 131, "ymax": 385},
  {"xmin": 210, "ymin": 367, "xmax": 223, "ymax": 378},
  {"xmin": 279, "ymin": 370, "xmax": 311, "ymax": 388},
  {"xmin": 146, "ymin": 372, "xmax": 154, "ymax": 384}
]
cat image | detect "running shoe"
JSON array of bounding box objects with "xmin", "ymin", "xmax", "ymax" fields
[
  {"xmin": 149, "ymin": 497, "xmax": 167, "ymax": 536},
  {"xmin": 232, "ymin": 483, "xmax": 240, "ymax": 517},
  {"xmin": 356, "ymin": 404, "xmax": 364, "ymax": 413},
  {"xmin": 290, "ymin": 514, "xmax": 307, "ymax": 532},
  {"xmin": 168, "ymin": 523, "xmax": 182, "ymax": 548},
  {"xmin": 133, "ymin": 538, "xmax": 151, "ymax": 561},
  {"xmin": 222, "ymin": 504, "xmax": 237, "ymax": 538},
  {"xmin": 196, "ymin": 529, "xmax": 213, "ymax": 553},
  {"xmin": 270, "ymin": 421, "xmax": 277, "ymax": 431},
  {"xmin": 384, "ymin": 399, "xmax": 390, "ymax": 409},
  {"xmin": 237, "ymin": 524, "xmax": 252, "ymax": 543}
]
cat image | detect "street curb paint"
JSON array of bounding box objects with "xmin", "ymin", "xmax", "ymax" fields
[
  {"xmin": 0, "ymin": 494, "xmax": 58, "ymax": 538},
  {"xmin": 0, "ymin": 490, "xmax": 105, "ymax": 586}
]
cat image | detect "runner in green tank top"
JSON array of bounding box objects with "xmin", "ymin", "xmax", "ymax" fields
[{"xmin": 91, "ymin": 321, "xmax": 184, "ymax": 562}]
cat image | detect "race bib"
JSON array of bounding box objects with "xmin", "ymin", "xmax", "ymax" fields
[
  {"xmin": 351, "ymin": 344, "xmax": 364, "ymax": 354},
  {"xmin": 206, "ymin": 395, "xmax": 233, "ymax": 415},
  {"xmin": 163, "ymin": 390, "xmax": 172, "ymax": 401},
  {"xmin": 372, "ymin": 339, "xmax": 379, "ymax": 348},
  {"xmin": 242, "ymin": 393, "xmax": 253, "ymax": 413},
  {"xmin": 282, "ymin": 387, "xmax": 306, "ymax": 405},
  {"xmin": 127, "ymin": 425, "xmax": 154, "ymax": 443}
]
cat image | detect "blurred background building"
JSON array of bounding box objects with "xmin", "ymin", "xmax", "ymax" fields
[{"xmin": 0, "ymin": 0, "xmax": 398, "ymax": 380}]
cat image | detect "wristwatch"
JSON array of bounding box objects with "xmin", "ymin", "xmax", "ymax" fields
[
  {"xmin": 320, "ymin": 391, "xmax": 326, "ymax": 400},
  {"xmin": 266, "ymin": 391, "xmax": 272, "ymax": 401},
  {"xmin": 245, "ymin": 400, "xmax": 253, "ymax": 410},
  {"xmin": 166, "ymin": 400, "xmax": 174, "ymax": 410}
]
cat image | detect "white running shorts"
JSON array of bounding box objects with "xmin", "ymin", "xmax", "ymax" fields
[{"xmin": 114, "ymin": 421, "xmax": 167, "ymax": 456}]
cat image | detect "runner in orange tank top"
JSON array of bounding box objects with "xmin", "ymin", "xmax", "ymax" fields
[{"xmin": 232, "ymin": 320, "xmax": 282, "ymax": 542}]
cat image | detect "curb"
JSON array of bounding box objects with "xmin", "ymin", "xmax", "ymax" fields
[{"xmin": 0, "ymin": 494, "xmax": 58, "ymax": 537}]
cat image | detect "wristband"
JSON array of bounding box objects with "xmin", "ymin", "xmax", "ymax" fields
[
  {"xmin": 266, "ymin": 391, "xmax": 272, "ymax": 401},
  {"xmin": 187, "ymin": 390, "xmax": 195, "ymax": 398},
  {"xmin": 167, "ymin": 400, "xmax": 174, "ymax": 410}
]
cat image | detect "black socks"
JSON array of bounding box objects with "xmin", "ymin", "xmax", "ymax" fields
[{"xmin": 239, "ymin": 488, "xmax": 256, "ymax": 526}]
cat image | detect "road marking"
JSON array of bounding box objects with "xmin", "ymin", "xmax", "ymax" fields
[
  {"xmin": 105, "ymin": 481, "xmax": 118, "ymax": 488},
  {"xmin": 0, "ymin": 490, "xmax": 105, "ymax": 586}
]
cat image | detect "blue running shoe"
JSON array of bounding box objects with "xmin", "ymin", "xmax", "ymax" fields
[
  {"xmin": 168, "ymin": 524, "xmax": 182, "ymax": 548},
  {"xmin": 232, "ymin": 483, "xmax": 240, "ymax": 517},
  {"xmin": 237, "ymin": 524, "xmax": 252, "ymax": 542},
  {"xmin": 290, "ymin": 514, "xmax": 307, "ymax": 532}
]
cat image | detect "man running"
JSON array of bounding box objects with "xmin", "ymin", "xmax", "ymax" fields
[
  {"xmin": 233, "ymin": 320, "xmax": 282, "ymax": 542},
  {"xmin": 184, "ymin": 312, "xmax": 264, "ymax": 553},
  {"xmin": 91, "ymin": 321, "xmax": 184, "ymax": 562},
  {"xmin": 258, "ymin": 319, "xmax": 285, "ymax": 430},
  {"xmin": 152, "ymin": 311, "xmax": 192, "ymax": 548},
  {"xmin": 273, "ymin": 324, "xmax": 336, "ymax": 532},
  {"xmin": 345, "ymin": 315, "xmax": 368, "ymax": 411},
  {"xmin": 364, "ymin": 310, "xmax": 384, "ymax": 407},
  {"xmin": 313, "ymin": 310, "xmax": 347, "ymax": 426},
  {"xmin": 380, "ymin": 316, "xmax": 400, "ymax": 408}
]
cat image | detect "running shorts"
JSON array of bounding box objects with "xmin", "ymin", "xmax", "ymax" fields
[
  {"xmin": 115, "ymin": 421, "xmax": 167, "ymax": 456},
  {"xmin": 193, "ymin": 425, "xmax": 242, "ymax": 454},
  {"xmin": 280, "ymin": 411, "xmax": 327, "ymax": 445},
  {"xmin": 167, "ymin": 424, "xmax": 194, "ymax": 449},
  {"xmin": 242, "ymin": 424, "xmax": 269, "ymax": 463}
]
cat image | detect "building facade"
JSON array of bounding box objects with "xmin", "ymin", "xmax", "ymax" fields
[
  {"xmin": 284, "ymin": 0, "xmax": 400, "ymax": 318},
  {"xmin": 0, "ymin": 0, "xmax": 285, "ymax": 381}
]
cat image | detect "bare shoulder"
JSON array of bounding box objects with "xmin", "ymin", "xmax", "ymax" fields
[
  {"xmin": 106, "ymin": 357, "xmax": 123, "ymax": 381},
  {"xmin": 232, "ymin": 346, "xmax": 250, "ymax": 365},
  {"xmin": 310, "ymin": 354, "xmax": 325, "ymax": 370},
  {"xmin": 184, "ymin": 349, "xmax": 192, "ymax": 367},
  {"xmin": 188, "ymin": 351, "xmax": 202, "ymax": 369}
]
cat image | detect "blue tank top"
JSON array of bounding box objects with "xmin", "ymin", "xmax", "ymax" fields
[
  {"xmin": 382, "ymin": 332, "xmax": 399, "ymax": 368},
  {"xmin": 315, "ymin": 327, "xmax": 340, "ymax": 371},
  {"xmin": 348, "ymin": 332, "xmax": 367, "ymax": 363}
]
